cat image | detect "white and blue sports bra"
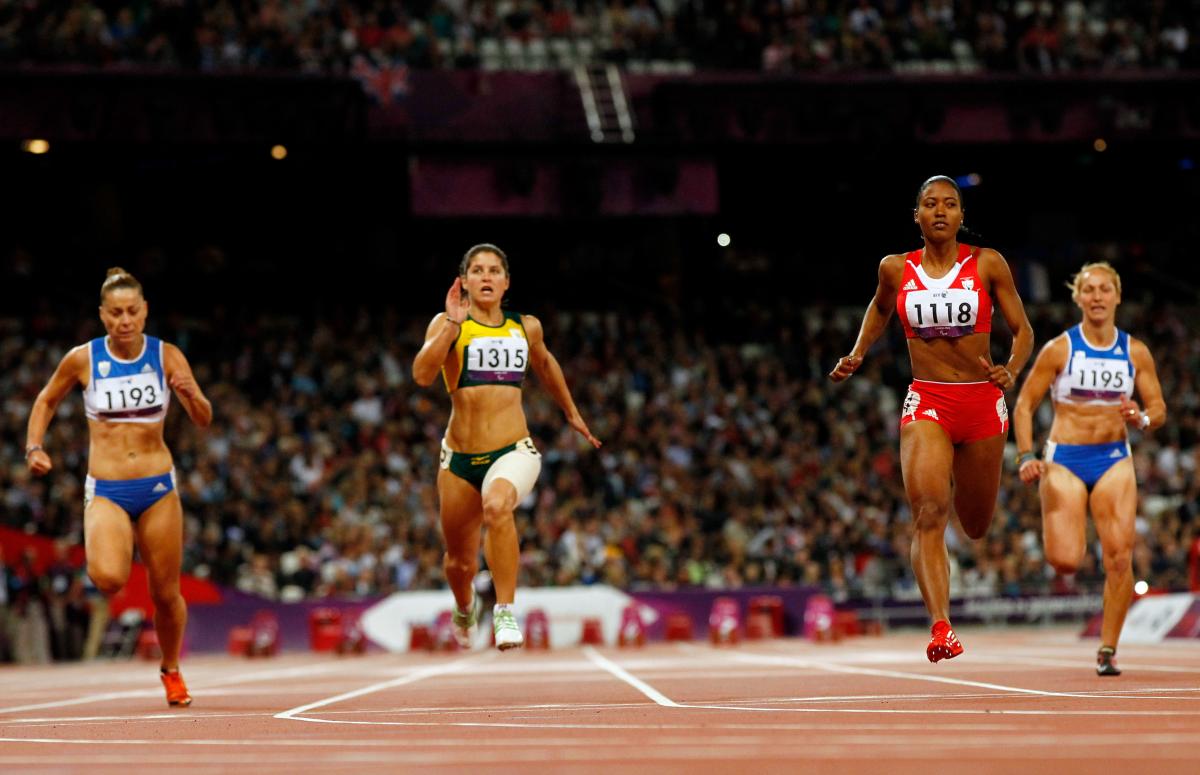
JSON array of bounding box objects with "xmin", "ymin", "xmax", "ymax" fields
[
  {"xmin": 1051, "ymin": 325, "xmax": 1135, "ymax": 406},
  {"xmin": 83, "ymin": 336, "xmax": 170, "ymax": 423}
]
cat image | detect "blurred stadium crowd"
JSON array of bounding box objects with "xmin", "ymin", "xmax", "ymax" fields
[
  {"xmin": 3, "ymin": 245, "xmax": 1198, "ymax": 662},
  {"xmin": 0, "ymin": 0, "xmax": 1196, "ymax": 74}
]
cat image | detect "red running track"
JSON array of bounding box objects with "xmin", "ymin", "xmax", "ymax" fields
[{"xmin": 1, "ymin": 627, "xmax": 1198, "ymax": 774}]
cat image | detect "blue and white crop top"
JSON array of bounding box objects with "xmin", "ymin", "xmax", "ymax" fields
[
  {"xmin": 83, "ymin": 336, "xmax": 170, "ymax": 423},
  {"xmin": 1051, "ymin": 325, "xmax": 1135, "ymax": 406}
]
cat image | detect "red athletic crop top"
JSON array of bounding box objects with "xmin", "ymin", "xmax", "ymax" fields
[{"xmin": 896, "ymin": 244, "xmax": 992, "ymax": 340}]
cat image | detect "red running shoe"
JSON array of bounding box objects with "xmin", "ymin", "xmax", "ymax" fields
[
  {"xmin": 161, "ymin": 668, "xmax": 193, "ymax": 707},
  {"xmin": 926, "ymin": 620, "xmax": 963, "ymax": 663}
]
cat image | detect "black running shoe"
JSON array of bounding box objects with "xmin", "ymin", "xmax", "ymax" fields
[{"xmin": 1097, "ymin": 646, "xmax": 1121, "ymax": 677}]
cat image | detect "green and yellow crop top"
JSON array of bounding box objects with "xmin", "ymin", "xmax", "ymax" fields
[{"xmin": 442, "ymin": 312, "xmax": 529, "ymax": 392}]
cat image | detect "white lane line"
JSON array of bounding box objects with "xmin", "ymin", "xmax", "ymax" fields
[
  {"xmin": 183, "ymin": 708, "xmax": 1200, "ymax": 724},
  {"xmin": 984, "ymin": 653, "xmax": 1200, "ymax": 675},
  {"xmin": 3, "ymin": 731, "xmax": 1200, "ymax": 748},
  {"xmin": 1, "ymin": 750, "xmax": 1197, "ymax": 767},
  {"xmin": 274, "ymin": 653, "xmax": 494, "ymax": 722},
  {"xmin": 582, "ymin": 646, "xmax": 683, "ymax": 708},
  {"xmin": 0, "ymin": 711, "xmax": 272, "ymax": 725},
  {"xmin": 0, "ymin": 689, "xmax": 162, "ymax": 715},
  {"xmin": 713, "ymin": 648, "xmax": 1200, "ymax": 702},
  {"xmin": 762, "ymin": 640, "xmax": 1200, "ymax": 664},
  {"xmin": 707, "ymin": 648, "xmax": 1089, "ymax": 698},
  {"xmin": 0, "ymin": 660, "xmax": 363, "ymax": 715}
]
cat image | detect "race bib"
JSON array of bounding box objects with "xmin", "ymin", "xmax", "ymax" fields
[
  {"xmin": 1069, "ymin": 355, "xmax": 1131, "ymax": 400},
  {"xmin": 904, "ymin": 288, "xmax": 979, "ymax": 339},
  {"xmin": 94, "ymin": 371, "xmax": 165, "ymax": 414},
  {"xmin": 465, "ymin": 335, "xmax": 528, "ymax": 383}
]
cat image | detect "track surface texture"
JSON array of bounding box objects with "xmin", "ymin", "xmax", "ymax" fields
[{"xmin": 2, "ymin": 627, "xmax": 1197, "ymax": 774}]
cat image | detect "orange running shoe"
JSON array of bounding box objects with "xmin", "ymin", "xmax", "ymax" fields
[
  {"xmin": 161, "ymin": 668, "xmax": 192, "ymax": 707},
  {"xmin": 926, "ymin": 620, "xmax": 964, "ymax": 663}
]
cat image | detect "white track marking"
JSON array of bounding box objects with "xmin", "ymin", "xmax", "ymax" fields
[
  {"xmin": 707, "ymin": 648, "xmax": 1200, "ymax": 702},
  {"xmin": 2, "ymin": 731, "xmax": 1200, "ymax": 752},
  {"xmin": 0, "ymin": 688, "xmax": 164, "ymax": 715},
  {"xmin": 275, "ymin": 653, "xmax": 493, "ymax": 721},
  {"xmin": 980, "ymin": 653, "xmax": 1200, "ymax": 675},
  {"xmin": 582, "ymin": 646, "xmax": 683, "ymax": 707},
  {"xmin": 0, "ymin": 711, "xmax": 271, "ymax": 725},
  {"xmin": 705, "ymin": 648, "xmax": 1090, "ymax": 698},
  {"xmin": 0, "ymin": 660, "xmax": 367, "ymax": 715},
  {"xmin": 0, "ymin": 750, "xmax": 1197, "ymax": 767}
]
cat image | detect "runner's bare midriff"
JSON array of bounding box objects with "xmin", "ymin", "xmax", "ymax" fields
[
  {"xmin": 446, "ymin": 385, "xmax": 529, "ymax": 452},
  {"xmin": 87, "ymin": 419, "xmax": 173, "ymax": 479},
  {"xmin": 1047, "ymin": 402, "xmax": 1128, "ymax": 446},
  {"xmin": 908, "ymin": 332, "xmax": 992, "ymax": 383}
]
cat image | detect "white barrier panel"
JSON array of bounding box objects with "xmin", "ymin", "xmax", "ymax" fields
[
  {"xmin": 1119, "ymin": 593, "xmax": 1196, "ymax": 644},
  {"xmin": 360, "ymin": 585, "xmax": 659, "ymax": 652}
]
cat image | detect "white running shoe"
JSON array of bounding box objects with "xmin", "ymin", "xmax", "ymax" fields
[
  {"xmin": 493, "ymin": 607, "xmax": 524, "ymax": 651},
  {"xmin": 451, "ymin": 595, "xmax": 479, "ymax": 649}
]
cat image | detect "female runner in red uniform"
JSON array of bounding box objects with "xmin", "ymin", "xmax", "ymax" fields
[{"xmin": 830, "ymin": 176, "xmax": 1034, "ymax": 661}]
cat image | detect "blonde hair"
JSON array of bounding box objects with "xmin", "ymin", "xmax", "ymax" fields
[
  {"xmin": 100, "ymin": 267, "xmax": 143, "ymax": 303},
  {"xmin": 1067, "ymin": 261, "xmax": 1121, "ymax": 300}
]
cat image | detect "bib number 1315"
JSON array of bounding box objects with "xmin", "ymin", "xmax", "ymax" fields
[{"xmin": 468, "ymin": 336, "xmax": 527, "ymax": 373}]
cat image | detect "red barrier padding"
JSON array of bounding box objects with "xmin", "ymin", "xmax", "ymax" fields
[
  {"xmin": 618, "ymin": 604, "xmax": 646, "ymax": 648},
  {"xmin": 227, "ymin": 625, "xmax": 254, "ymax": 656},
  {"xmin": 745, "ymin": 612, "xmax": 774, "ymax": 640},
  {"xmin": 748, "ymin": 595, "xmax": 785, "ymax": 637},
  {"xmin": 708, "ymin": 596, "xmax": 741, "ymax": 645},
  {"xmin": 526, "ymin": 609, "xmax": 550, "ymax": 649},
  {"xmin": 249, "ymin": 610, "xmax": 280, "ymax": 656},
  {"xmin": 409, "ymin": 624, "xmax": 432, "ymax": 652},
  {"xmin": 803, "ymin": 594, "xmax": 836, "ymax": 642},
  {"xmin": 580, "ymin": 617, "xmax": 604, "ymax": 645},
  {"xmin": 309, "ymin": 607, "xmax": 343, "ymax": 652},
  {"xmin": 664, "ymin": 612, "xmax": 694, "ymax": 642}
]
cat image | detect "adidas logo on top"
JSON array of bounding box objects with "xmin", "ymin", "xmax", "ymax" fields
[
  {"xmin": 902, "ymin": 279, "xmax": 918, "ymax": 291},
  {"xmin": 1114, "ymin": 346, "xmax": 1123, "ymax": 355},
  {"xmin": 142, "ymin": 363, "xmax": 154, "ymax": 372}
]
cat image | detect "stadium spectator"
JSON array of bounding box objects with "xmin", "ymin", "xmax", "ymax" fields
[{"xmin": 0, "ymin": 1, "xmax": 1196, "ymax": 74}]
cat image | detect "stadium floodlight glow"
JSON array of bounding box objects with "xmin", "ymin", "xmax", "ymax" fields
[
  {"xmin": 271, "ymin": 144, "xmax": 288, "ymax": 160},
  {"xmin": 717, "ymin": 233, "xmax": 731, "ymax": 247},
  {"xmin": 1093, "ymin": 138, "xmax": 1108, "ymax": 153},
  {"xmin": 1134, "ymin": 580, "xmax": 1149, "ymax": 595},
  {"xmin": 21, "ymin": 139, "xmax": 50, "ymax": 155}
]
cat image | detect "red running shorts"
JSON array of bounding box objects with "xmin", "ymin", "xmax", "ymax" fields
[{"xmin": 900, "ymin": 379, "xmax": 1008, "ymax": 445}]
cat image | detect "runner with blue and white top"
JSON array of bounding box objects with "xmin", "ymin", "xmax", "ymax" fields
[
  {"xmin": 1013, "ymin": 262, "xmax": 1165, "ymax": 677},
  {"xmin": 26, "ymin": 268, "xmax": 212, "ymax": 707}
]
